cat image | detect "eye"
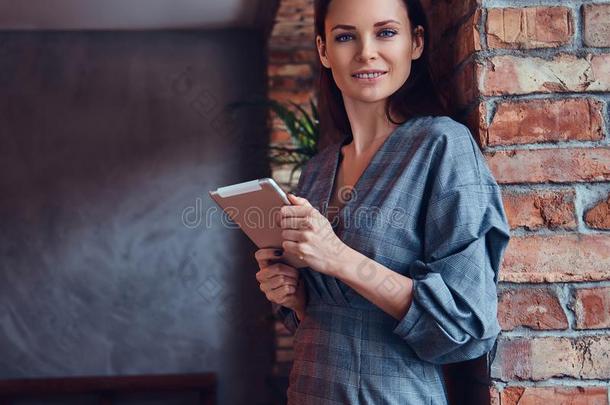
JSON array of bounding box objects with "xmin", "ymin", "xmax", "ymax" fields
[
  {"xmin": 378, "ymin": 29, "xmax": 398, "ymax": 38},
  {"xmin": 335, "ymin": 33, "xmax": 353, "ymax": 42}
]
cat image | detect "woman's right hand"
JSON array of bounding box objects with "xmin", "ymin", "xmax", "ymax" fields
[{"xmin": 255, "ymin": 248, "xmax": 307, "ymax": 319}]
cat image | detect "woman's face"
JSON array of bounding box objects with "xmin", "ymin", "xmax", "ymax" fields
[{"xmin": 316, "ymin": 0, "xmax": 424, "ymax": 106}]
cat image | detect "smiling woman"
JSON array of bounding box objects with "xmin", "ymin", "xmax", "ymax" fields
[
  {"xmin": 258, "ymin": 0, "xmax": 511, "ymax": 404},
  {"xmin": 315, "ymin": 0, "xmax": 447, "ymax": 142}
]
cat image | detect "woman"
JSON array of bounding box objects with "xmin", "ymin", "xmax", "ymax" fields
[{"xmin": 255, "ymin": 0, "xmax": 511, "ymax": 403}]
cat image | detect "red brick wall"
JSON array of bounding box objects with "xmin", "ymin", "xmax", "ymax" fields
[
  {"xmin": 477, "ymin": 2, "xmax": 610, "ymax": 403},
  {"xmin": 267, "ymin": 1, "xmax": 610, "ymax": 403}
]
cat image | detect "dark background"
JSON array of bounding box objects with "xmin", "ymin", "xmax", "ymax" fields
[{"xmin": 0, "ymin": 30, "xmax": 275, "ymax": 404}]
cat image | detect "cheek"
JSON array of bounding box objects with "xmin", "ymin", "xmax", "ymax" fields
[
  {"xmin": 327, "ymin": 45, "xmax": 352, "ymax": 68},
  {"xmin": 393, "ymin": 61, "xmax": 412, "ymax": 81},
  {"xmin": 326, "ymin": 48, "xmax": 354, "ymax": 86},
  {"xmin": 388, "ymin": 45, "xmax": 414, "ymax": 81}
]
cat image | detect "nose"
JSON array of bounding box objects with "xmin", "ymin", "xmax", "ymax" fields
[{"xmin": 356, "ymin": 35, "xmax": 378, "ymax": 62}]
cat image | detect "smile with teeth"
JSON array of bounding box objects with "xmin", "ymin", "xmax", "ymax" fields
[{"xmin": 353, "ymin": 72, "xmax": 387, "ymax": 79}]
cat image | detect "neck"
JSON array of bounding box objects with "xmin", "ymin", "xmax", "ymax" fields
[{"xmin": 342, "ymin": 97, "xmax": 402, "ymax": 155}]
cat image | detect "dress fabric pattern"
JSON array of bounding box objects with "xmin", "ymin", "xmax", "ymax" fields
[{"xmin": 272, "ymin": 116, "xmax": 511, "ymax": 405}]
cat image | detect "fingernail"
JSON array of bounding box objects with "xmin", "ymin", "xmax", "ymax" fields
[{"xmin": 274, "ymin": 249, "xmax": 283, "ymax": 256}]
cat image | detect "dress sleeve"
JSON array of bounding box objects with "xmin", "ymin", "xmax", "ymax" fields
[
  {"xmin": 394, "ymin": 118, "xmax": 510, "ymax": 364},
  {"xmin": 392, "ymin": 126, "xmax": 511, "ymax": 365}
]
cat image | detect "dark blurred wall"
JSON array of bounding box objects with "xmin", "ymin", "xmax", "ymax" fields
[{"xmin": 0, "ymin": 30, "xmax": 274, "ymax": 404}]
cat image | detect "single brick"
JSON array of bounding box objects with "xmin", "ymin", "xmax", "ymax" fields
[
  {"xmin": 498, "ymin": 287, "xmax": 568, "ymax": 330},
  {"xmin": 292, "ymin": 49, "xmax": 318, "ymax": 63},
  {"xmin": 268, "ymin": 75, "xmax": 313, "ymax": 90},
  {"xmin": 480, "ymin": 53, "xmax": 610, "ymax": 95},
  {"xmin": 492, "ymin": 336, "xmax": 610, "ymax": 380},
  {"xmin": 500, "ymin": 234, "xmax": 610, "ymax": 283},
  {"xmin": 271, "ymin": 22, "xmax": 315, "ymax": 38},
  {"xmin": 583, "ymin": 3, "xmax": 610, "ymax": 47},
  {"xmin": 501, "ymin": 189, "xmax": 577, "ymax": 230},
  {"xmin": 269, "ymin": 49, "xmax": 294, "ymax": 64},
  {"xmin": 269, "ymin": 90, "xmax": 314, "ymax": 104},
  {"xmin": 571, "ymin": 287, "xmax": 610, "ymax": 329},
  {"xmin": 275, "ymin": 348, "xmax": 294, "ymax": 362},
  {"xmin": 499, "ymin": 386, "xmax": 608, "ymax": 405},
  {"xmin": 486, "ymin": 7, "xmax": 573, "ymax": 49},
  {"xmin": 269, "ymin": 35, "xmax": 314, "ymax": 48},
  {"xmin": 277, "ymin": 5, "xmax": 314, "ymax": 20},
  {"xmin": 274, "ymin": 320, "xmax": 291, "ymax": 335},
  {"xmin": 585, "ymin": 194, "xmax": 610, "ymax": 230},
  {"xmin": 276, "ymin": 335, "xmax": 294, "ymax": 348},
  {"xmin": 268, "ymin": 63, "xmax": 312, "ymax": 77},
  {"xmin": 271, "ymin": 129, "xmax": 291, "ymax": 144},
  {"xmin": 485, "ymin": 147, "xmax": 610, "ymax": 184},
  {"xmin": 487, "ymin": 98, "xmax": 604, "ymax": 146}
]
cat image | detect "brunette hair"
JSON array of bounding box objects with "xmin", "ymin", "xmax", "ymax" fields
[{"xmin": 314, "ymin": 0, "xmax": 448, "ymax": 144}]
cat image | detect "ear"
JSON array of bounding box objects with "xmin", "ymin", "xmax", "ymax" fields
[
  {"xmin": 316, "ymin": 35, "xmax": 331, "ymax": 69},
  {"xmin": 411, "ymin": 25, "xmax": 424, "ymax": 60}
]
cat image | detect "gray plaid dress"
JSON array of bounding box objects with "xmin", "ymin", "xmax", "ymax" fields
[{"xmin": 273, "ymin": 116, "xmax": 511, "ymax": 405}]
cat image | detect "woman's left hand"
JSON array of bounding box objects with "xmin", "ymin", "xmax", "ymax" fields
[{"xmin": 279, "ymin": 193, "xmax": 347, "ymax": 276}]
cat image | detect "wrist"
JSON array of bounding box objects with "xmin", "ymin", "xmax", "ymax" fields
[{"xmin": 325, "ymin": 242, "xmax": 354, "ymax": 278}]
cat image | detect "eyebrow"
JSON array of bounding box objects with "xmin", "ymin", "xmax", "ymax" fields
[{"xmin": 331, "ymin": 19, "xmax": 401, "ymax": 31}]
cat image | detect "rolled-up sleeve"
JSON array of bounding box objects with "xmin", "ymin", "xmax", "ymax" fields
[{"xmin": 392, "ymin": 181, "xmax": 510, "ymax": 364}]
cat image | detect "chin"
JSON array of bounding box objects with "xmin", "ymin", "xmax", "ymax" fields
[{"xmin": 347, "ymin": 89, "xmax": 395, "ymax": 104}]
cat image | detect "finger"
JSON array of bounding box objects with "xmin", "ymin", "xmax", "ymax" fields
[
  {"xmin": 259, "ymin": 274, "xmax": 298, "ymax": 293},
  {"xmin": 255, "ymin": 253, "xmax": 286, "ymax": 271},
  {"xmin": 280, "ymin": 204, "xmax": 313, "ymax": 219},
  {"xmin": 268, "ymin": 284, "xmax": 296, "ymax": 303},
  {"xmin": 280, "ymin": 216, "xmax": 312, "ymax": 231},
  {"xmin": 255, "ymin": 257, "xmax": 281, "ymax": 273},
  {"xmin": 281, "ymin": 229, "xmax": 308, "ymax": 243},
  {"xmin": 281, "ymin": 240, "xmax": 304, "ymax": 259},
  {"xmin": 259, "ymin": 263, "xmax": 299, "ymax": 282},
  {"xmin": 278, "ymin": 292, "xmax": 297, "ymax": 307},
  {"xmin": 255, "ymin": 248, "xmax": 284, "ymax": 263},
  {"xmin": 256, "ymin": 262, "xmax": 299, "ymax": 281},
  {"xmin": 288, "ymin": 193, "xmax": 312, "ymax": 207},
  {"xmin": 259, "ymin": 272, "xmax": 298, "ymax": 292},
  {"xmin": 270, "ymin": 274, "xmax": 298, "ymax": 289}
]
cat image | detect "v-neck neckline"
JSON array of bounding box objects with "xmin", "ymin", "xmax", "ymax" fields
[{"xmin": 323, "ymin": 119, "xmax": 415, "ymax": 224}]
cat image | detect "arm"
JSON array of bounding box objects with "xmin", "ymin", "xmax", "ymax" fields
[
  {"xmin": 329, "ymin": 182, "xmax": 510, "ymax": 365},
  {"xmin": 327, "ymin": 246, "xmax": 414, "ymax": 321}
]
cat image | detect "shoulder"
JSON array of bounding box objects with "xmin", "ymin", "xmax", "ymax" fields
[
  {"xmin": 413, "ymin": 115, "xmax": 476, "ymax": 153},
  {"xmin": 413, "ymin": 116, "xmax": 499, "ymax": 195}
]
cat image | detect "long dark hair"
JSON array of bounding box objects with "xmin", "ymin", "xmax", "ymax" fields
[{"xmin": 314, "ymin": 0, "xmax": 449, "ymax": 145}]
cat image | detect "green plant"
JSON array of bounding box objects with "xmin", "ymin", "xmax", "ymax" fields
[{"xmin": 227, "ymin": 97, "xmax": 320, "ymax": 185}]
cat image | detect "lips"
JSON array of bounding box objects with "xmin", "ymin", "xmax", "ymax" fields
[
  {"xmin": 351, "ymin": 70, "xmax": 388, "ymax": 77},
  {"xmin": 352, "ymin": 71, "xmax": 388, "ymax": 82}
]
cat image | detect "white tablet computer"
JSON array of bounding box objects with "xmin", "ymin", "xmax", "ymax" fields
[{"xmin": 209, "ymin": 177, "xmax": 307, "ymax": 268}]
